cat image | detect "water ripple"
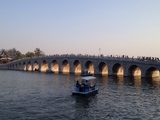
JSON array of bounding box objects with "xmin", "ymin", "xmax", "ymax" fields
[{"xmin": 0, "ymin": 71, "xmax": 160, "ymax": 119}]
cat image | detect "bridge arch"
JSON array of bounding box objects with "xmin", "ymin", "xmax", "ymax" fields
[
  {"xmin": 41, "ymin": 60, "xmax": 48, "ymax": 72},
  {"xmin": 73, "ymin": 60, "xmax": 81, "ymax": 74},
  {"xmin": 128, "ymin": 65, "xmax": 141, "ymax": 77},
  {"xmin": 19, "ymin": 63, "xmax": 22, "ymax": 70},
  {"xmin": 51, "ymin": 60, "xmax": 59, "ymax": 73},
  {"xmin": 27, "ymin": 61, "xmax": 32, "ymax": 71},
  {"xmin": 11, "ymin": 64, "xmax": 13, "ymax": 69},
  {"xmin": 85, "ymin": 60, "xmax": 94, "ymax": 74},
  {"xmin": 12, "ymin": 64, "xmax": 14, "ymax": 69},
  {"xmin": 112, "ymin": 63, "xmax": 124, "ymax": 75},
  {"xmin": 9, "ymin": 64, "xmax": 12, "ymax": 69},
  {"xmin": 98, "ymin": 62, "xmax": 108, "ymax": 75},
  {"xmin": 62, "ymin": 59, "xmax": 70, "ymax": 73},
  {"xmin": 33, "ymin": 61, "xmax": 39, "ymax": 71},
  {"xmin": 23, "ymin": 62, "xmax": 26, "ymax": 71},
  {"xmin": 145, "ymin": 67, "xmax": 159, "ymax": 77},
  {"xmin": 15, "ymin": 63, "xmax": 18, "ymax": 70}
]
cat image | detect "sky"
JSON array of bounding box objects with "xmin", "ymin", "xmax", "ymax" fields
[{"xmin": 0, "ymin": 0, "xmax": 160, "ymax": 58}]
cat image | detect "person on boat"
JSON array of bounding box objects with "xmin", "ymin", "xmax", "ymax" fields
[
  {"xmin": 79, "ymin": 80, "xmax": 85, "ymax": 92},
  {"xmin": 82, "ymin": 80, "xmax": 85, "ymax": 85},
  {"xmin": 76, "ymin": 81, "xmax": 80, "ymax": 87},
  {"xmin": 84, "ymin": 81, "xmax": 89, "ymax": 92},
  {"xmin": 76, "ymin": 81, "xmax": 80, "ymax": 92},
  {"xmin": 85, "ymin": 80, "xmax": 89, "ymax": 86}
]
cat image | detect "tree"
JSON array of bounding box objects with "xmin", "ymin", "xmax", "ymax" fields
[
  {"xmin": 34, "ymin": 48, "xmax": 45, "ymax": 57},
  {"xmin": 7, "ymin": 48, "xmax": 23, "ymax": 60},
  {"xmin": 15, "ymin": 50, "xmax": 23, "ymax": 59},
  {"xmin": 0, "ymin": 49, "xmax": 6, "ymax": 55},
  {"xmin": 25, "ymin": 52, "xmax": 35, "ymax": 58}
]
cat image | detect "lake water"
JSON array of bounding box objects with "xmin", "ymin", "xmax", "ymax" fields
[{"xmin": 0, "ymin": 70, "xmax": 160, "ymax": 120}]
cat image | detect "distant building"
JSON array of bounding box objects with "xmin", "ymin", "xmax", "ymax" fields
[{"xmin": 0, "ymin": 51, "xmax": 12, "ymax": 64}]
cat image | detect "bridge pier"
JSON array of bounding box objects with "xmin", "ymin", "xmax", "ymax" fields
[
  {"xmin": 108, "ymin": 64, "xmax": 112, "ymax": 76},
  {"xmin": 124, "ymin": 71, "xmax": 128, "ymax": 77}
]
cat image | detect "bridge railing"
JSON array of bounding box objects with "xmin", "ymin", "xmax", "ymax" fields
[{"xmin": 4, "ymin": 54, "xmax": 160, "ymax": 65}]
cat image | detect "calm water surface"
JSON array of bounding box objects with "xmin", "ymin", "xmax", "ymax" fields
[{"xmin": 0, "ymin": 70, "xmax": 160, "ymax": 120}]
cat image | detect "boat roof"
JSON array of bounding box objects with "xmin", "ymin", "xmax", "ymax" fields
[{"xmin": 81, "ymin": 76, "xmax": 96, "ymax": 81}]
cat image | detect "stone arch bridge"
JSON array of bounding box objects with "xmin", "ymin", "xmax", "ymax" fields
[{"xmin": 0, "ymin": 54, "xmax": 160, "ymax": 78}]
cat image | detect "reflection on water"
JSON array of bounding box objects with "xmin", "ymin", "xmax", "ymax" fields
[
  {"xmin": 100, "ymin": 75, "xmax": 108, "ymax": 85},
  {"xmin": 133, "ymin": 76, "xmax": 141, "ymax": 87},
  {"xmin": 144, "ymin": 77, "xmax": 160, "ymax": 89},
  {"xmin": 0, "ymin": 70, "xmax": 160, "ymax": 120},
  {"xmin": 105, "ymin": 75, "xmax": 160, "ymax": 88}
]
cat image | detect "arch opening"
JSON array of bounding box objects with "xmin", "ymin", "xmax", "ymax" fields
[
  {"xmin": 19, "ymin": 63, "xmax": 22, "ymax": 70},
  {"xmin": 98, "ymin": 62, "xmax": 108, "ymax": 75},
  {"xmin": 51, "ymin": 60, "xmax": 59, "ymax": 73},
  {"xmin": 9, "ymin": 65, "xmax": 12, "ymax": 69},
  {"xmin": 73, "ymin": 60, "xmax": 81, "ymax": 74},
  {"xmin": 23, "ymin": 62, "xmax": 26, "ymax": 71},
  {"xmin": 145, "ymin": 67, "xmax": 159, "ymax": 78},
  {"xmin": 112, "ymin": 63, "xmax": 123, "ymax": 76},
  {"xmin": 12, "ymin": 64, "xmax": 14, "ymax": 70},
  {"xmin": 85, "ymin": 61, "xmax": 94, "ymax": 74},
  {"xmin": 41, "ymin": 60, "xmax": 48, "ymax": 72},
  {"xmin": 33, "ymin": 61, "xmax": 39, "ymax": 71},
  {"xmin": 27, "ymin": 61, "xmax": 32, "ymax": 71},
  {"xmin": 15, "ymin": 64, "xmax": 18, "ymax": 70},
  {"xmin": 62, "ymin": 60, "xmax": 70, "ymax": 73},
  {"xmin": 128, "ymin": 65, "xmax": 141, "ymax": 77}
]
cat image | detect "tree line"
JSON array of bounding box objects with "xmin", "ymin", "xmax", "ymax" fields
[{"xmin": 0, "ymin": 48, "xmax": 45, "ymax": 60}]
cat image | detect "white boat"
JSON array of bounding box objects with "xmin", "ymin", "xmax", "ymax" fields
[
  {"xmin": 72, "ymin": 76, "xmax": 98, "ymax": 96},
  {"xmin": 46, "ymin": 68, "xmax": 54, "ymax": 73}
]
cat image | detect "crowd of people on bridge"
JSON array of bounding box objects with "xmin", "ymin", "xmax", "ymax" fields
[
  {"xmin": 137, "ymin": 56, "xmax": 159, "ymax": 62},
  {"xmin": 8, "ymin": 53, "xmax": 160, "ymax": 63}
]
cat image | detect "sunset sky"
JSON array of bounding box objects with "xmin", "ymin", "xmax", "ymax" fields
[{"xmin": 0, "ymin": 0, "xmax": 160, "ymax": 58}]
